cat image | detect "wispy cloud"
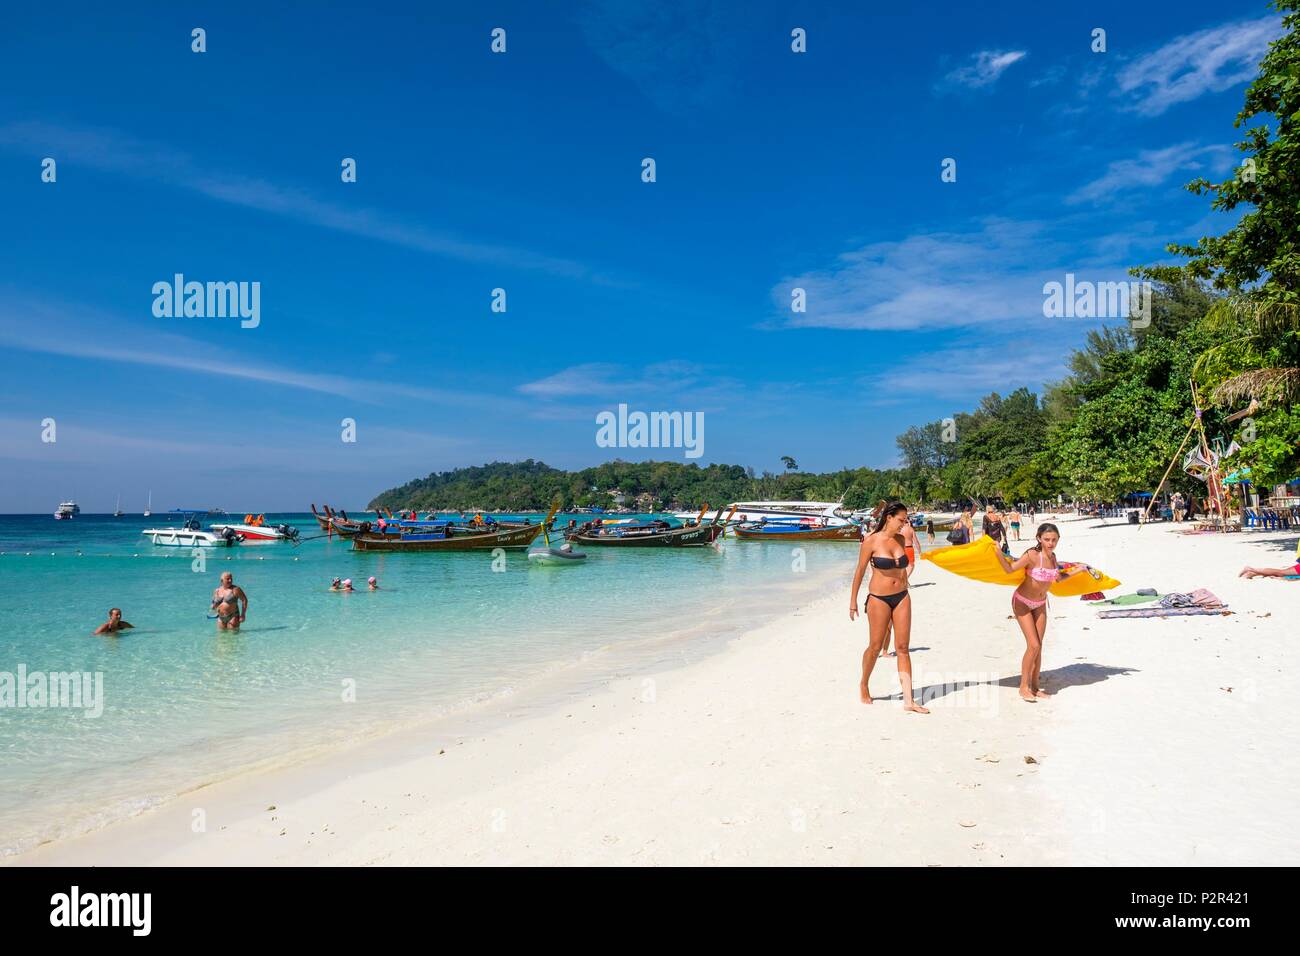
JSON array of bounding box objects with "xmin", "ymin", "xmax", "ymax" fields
[
  {"xmin": 774, "ymin": 218, "xmax": 1157, "ymax": 332},
  {"xmin": 0, "ymin": 122, "xmax": 602, "ymax": 281},
  {"xmin": 518, "ymin": 359, "xmax": 722, "ymax": 401},
  {"xmin": 0, "ymin": 295, "xmax": 521, "ymax": 411},
  {"xmin": 1115, "ymin": 15, "xmax": 1284, "ymax": 116},
  {"xmin": 938, "ymin": 50, "xmax": 1027, "ymax": 92},
  {"xmin": 1067, "ymin": 142, "xmax": 1231, "ymax": 204},
  {"xmin": 777, "ymin": 219, "xmax": 1056, "ymax": 331},
  {"xmin": 865, "ymin": 343, "xmax": 1071, "ymax": 400}
]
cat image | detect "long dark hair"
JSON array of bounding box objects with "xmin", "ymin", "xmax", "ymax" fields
[
  {"xmin": 1030, "ymin": 522, "xmax": 1060, "ymax": 551},
  {"xmin": 872, "ymin": 501, "xmax": 909, "ymax": 535}
]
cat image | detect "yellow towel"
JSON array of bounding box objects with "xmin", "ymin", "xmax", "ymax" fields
[{"xmin": 922, "ymin": 535, "xmax": 1120, "ymax": 596}]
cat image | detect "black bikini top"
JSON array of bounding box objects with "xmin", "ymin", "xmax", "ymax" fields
[{"xmin": 871, "ymin": 554, "xmax": 909, "ymax": 569}]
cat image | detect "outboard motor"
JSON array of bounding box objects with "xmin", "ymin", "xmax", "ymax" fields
[
  {"xmin": 278, "ymin": 524, "xmax": 299, "ymax": 540},
  {"xmin": 221, "ymin": 527, "xmax": 238, "ymax": 543}
]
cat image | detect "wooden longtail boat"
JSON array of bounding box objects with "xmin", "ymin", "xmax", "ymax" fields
[
  {"xmin": 564, "ymin": 504, "xmax": 726, "ymax": 547},
  {"xmin": 310, "ymin": 503, "xmax": 331, "ymax": 531},
  {"xmin": 351, "ymin": 522, "xmax": 543, "ymax": 552},
  {"xmin": 733, "ymin": 522, "xmax": 863, "ymax": 541}
]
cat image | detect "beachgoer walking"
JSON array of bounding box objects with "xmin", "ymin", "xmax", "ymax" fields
[
  {"xmin": 93, "ymin": 607, "xmax": 134, "ymax": 635},
  {"xmin": 926, "ymin": 518, "xmax": 935, "ymax": 543},
  {"xmin": 849, "ymin": 502, "xmax": 928, "ymax": 713},
  {"xmin": 211, "ymin": 572, "xmax": 248, "ymax": 631},
  {"xmin": 1008, "ymin": 508, "xmax": 1022, "ymax": 541},
  {"xmin": 992, "ymin": 523, "xmax": 1083, "ymax": 702}
]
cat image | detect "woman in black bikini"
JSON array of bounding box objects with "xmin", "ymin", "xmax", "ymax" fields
[{"xmin": 849, "ymin": 502, "xmax": 928, "ymax": 713}]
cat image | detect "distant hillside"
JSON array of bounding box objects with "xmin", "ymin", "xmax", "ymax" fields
[{"xmin": 367, "ymin": 460, "xmax": 909, "ymax": 512}]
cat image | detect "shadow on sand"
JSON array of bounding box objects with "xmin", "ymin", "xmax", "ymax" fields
[{"xmin": 878, "ymin": 662, "xmax": 1138, "ymax": 704}]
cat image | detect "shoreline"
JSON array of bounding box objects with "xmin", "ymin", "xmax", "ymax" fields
[
  {"xmin": 7, "ymin": 552, "xmax": 851, "ymax": 862},
  {"xmin": 12, "ymin": 518, "xmax": 1297, "ymax": 866}
]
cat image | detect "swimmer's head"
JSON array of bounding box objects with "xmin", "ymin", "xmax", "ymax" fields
[{"xmin": 367, "ymin": 577, "xmax": 377, "ymax": 585}]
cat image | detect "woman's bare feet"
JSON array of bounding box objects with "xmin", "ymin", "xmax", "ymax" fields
[
  {"xmin": 903, "ymin": 700, "xmax": 930, "ymax": 714},
  {"xmin": 860, "ymin": 683, "xmax": 873, "ymax": 704},
  {"xmin": 1034, "ymin": 689, "xmax": 1051, "ymax": 699},
  {"xmin": 1019, "ymin": 688, "xmax": 1038, "ymax": 703}
]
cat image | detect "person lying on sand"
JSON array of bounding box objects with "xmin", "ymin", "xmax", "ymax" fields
[
  {"xmin": 93, "ymin": 607, "xmax": 133, "ymax": 635},
  {"xmin": 1239, "ymin": 561, "xmax": 1300, "ymax": 579}
]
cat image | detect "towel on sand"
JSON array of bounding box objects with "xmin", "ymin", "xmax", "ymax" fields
[
  {"xmin": 1159, "ymin": 588, "xmax": 1223, "ymax": 609},
  {"xmin": 1090, "ymin": 593, "xmax": 1161, "ymax": 606},
  {"xmin": 1097, "ymin": 606, "xmax": 1231, "ymax": 619}
]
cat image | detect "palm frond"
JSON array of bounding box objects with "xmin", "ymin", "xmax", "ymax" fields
[
  {"xmin": 1205, "ymin": 297, "xmax": 1300, "ymax": 336},
  {"xmin": 1210, "ymin": 367, "xmax": 1300, "ymax": 406}
]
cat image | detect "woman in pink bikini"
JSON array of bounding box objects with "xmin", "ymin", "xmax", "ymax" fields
[{"xmin": 993, "ymin": 523, "xmax": 1082, "ymax": 702}]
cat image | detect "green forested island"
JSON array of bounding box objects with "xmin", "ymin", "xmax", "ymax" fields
[{"xmin": 373, "ymin": 6, "xmax": 1298, "ymax": 514}]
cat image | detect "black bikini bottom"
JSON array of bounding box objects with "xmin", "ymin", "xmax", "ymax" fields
[{"xmin": 867, "ymin": 590, "xmax": 909, "ymax": 611}]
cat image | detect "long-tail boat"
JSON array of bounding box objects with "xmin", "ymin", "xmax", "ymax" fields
[
  {"xmin": 733, "ymin": 521, "xmax": 863, "ymax": 541},
  {"xmin": 351, "ymin": 522, "xmax": 544, "ymax": 551},
  {"xmin": 349, "ymin": 504, "xmax": 556, "ymax": 552},
  {"xmin": 564, "ymin": 504, "xmax": 726, "ymax": 547}
]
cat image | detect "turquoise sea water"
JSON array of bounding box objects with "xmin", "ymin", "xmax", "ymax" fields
[{"xmin": 0, "ymin": 512, "xmax": 858, "ymax": 854}]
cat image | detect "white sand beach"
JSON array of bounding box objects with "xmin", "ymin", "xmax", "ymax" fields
[{"xmin": 14, "ymin": 516, "xmax": 1298, "ymax": 866}]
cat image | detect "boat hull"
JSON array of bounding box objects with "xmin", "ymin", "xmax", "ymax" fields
[
  {"xmin": 211, "ymin": 523, "xmax": 289, "ymax": 541},
  {"xmin": 566, "ymin": 524, "xmax": 723, "ymax": 547},
  {"xmin": 733, "ymin": 524, "xmax": 862, "ymax": 541},
  {"xmin": 142, "ymin": 529, "xmax": 235, "ymax": 547},
  {"xmin": 351, "ymin": 523, "xmax": 543, "ymax": 551}
]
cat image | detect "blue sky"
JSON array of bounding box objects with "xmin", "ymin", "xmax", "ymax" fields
[{"xmin": 0, "ymin": 1, "xmax": 1285, "ymax": 511}]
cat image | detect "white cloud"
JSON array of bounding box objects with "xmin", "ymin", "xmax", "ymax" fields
[
  {"xmin": 0, "ymin": 122, "xmax": 600, "ymax": 280},
  {"xmin": 518, "ymin": 360, "xmax": 714, "ymax": 399},
  {"xmin": 0, "ymin": 295, "xmax": 523, "ymax": 411},
  {"xmin": 1116, "ymin": 15, "xmax": 1284, "ymax": 115},
  {"xmin": 939, "ymin": 50, "xmax": 1027, "ymax": 91},
  {"xmin": 777, "ymin": 219, "xmax": 1056, "ymax": 331},
  {"xmin": 1067, "ymin": 142, "xmax": 1231, "ymax": 204}
]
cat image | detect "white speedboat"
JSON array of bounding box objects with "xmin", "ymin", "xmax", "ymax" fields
[
  {"xmin": 54, "ymin": 500, "xmax": 80, "ymax": 520},
  {"xmin": 674, "ymin": 501, "xmax": 854, "ymax": 527},
  {"xmin": 142, "ymin": 515, "xmax": 240, "ymax": 547}
]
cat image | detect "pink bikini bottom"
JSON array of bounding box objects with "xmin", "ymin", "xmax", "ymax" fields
[{"xmin": 1012, "ymin": 591, "xmax": 1047, "ymax": 611}]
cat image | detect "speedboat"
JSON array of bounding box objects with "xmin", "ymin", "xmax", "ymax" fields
[
  {"xmin": 143, "ymin": 513, "xmax": 241, "ymax": 547},
  {"xmin": 210, "ymin": 520, "xmax": 299, "ymax": 542}
]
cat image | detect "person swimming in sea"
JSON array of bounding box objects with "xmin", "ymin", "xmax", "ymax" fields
[
  {"xmin": 93, "ymin": 607, "xmax": 134, "ymax": 635},
  {"xmin": 849, "ymin": 502, "xmax": 928, "ymax": 713},
  {"xmin": 330, "ymin": 577, "xmax": 343, "ymax": 591},
  {"xmin": 992, "ymin": 523, "xmax": 1084, "ymax": 702},
  {"xmin": 367, "ymin": 576, "xmax": 379, "ymax": 590},
  {"xmin": 211, "ymin": 572, "xmax": 248, "ymax": 630}
]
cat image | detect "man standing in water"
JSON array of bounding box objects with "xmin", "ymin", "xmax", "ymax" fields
[
  {"xmin": 93, "ymin": 608, "xmax": 134, "ymax": 635},
  {"xmin": 212, "ymin": 572, "xmax": 248, "ymax": 630}
]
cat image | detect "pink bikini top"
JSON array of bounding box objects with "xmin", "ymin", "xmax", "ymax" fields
[{"xmin": 1027, "ymin": 549, "xmax": 1057, "ymax": 583}]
